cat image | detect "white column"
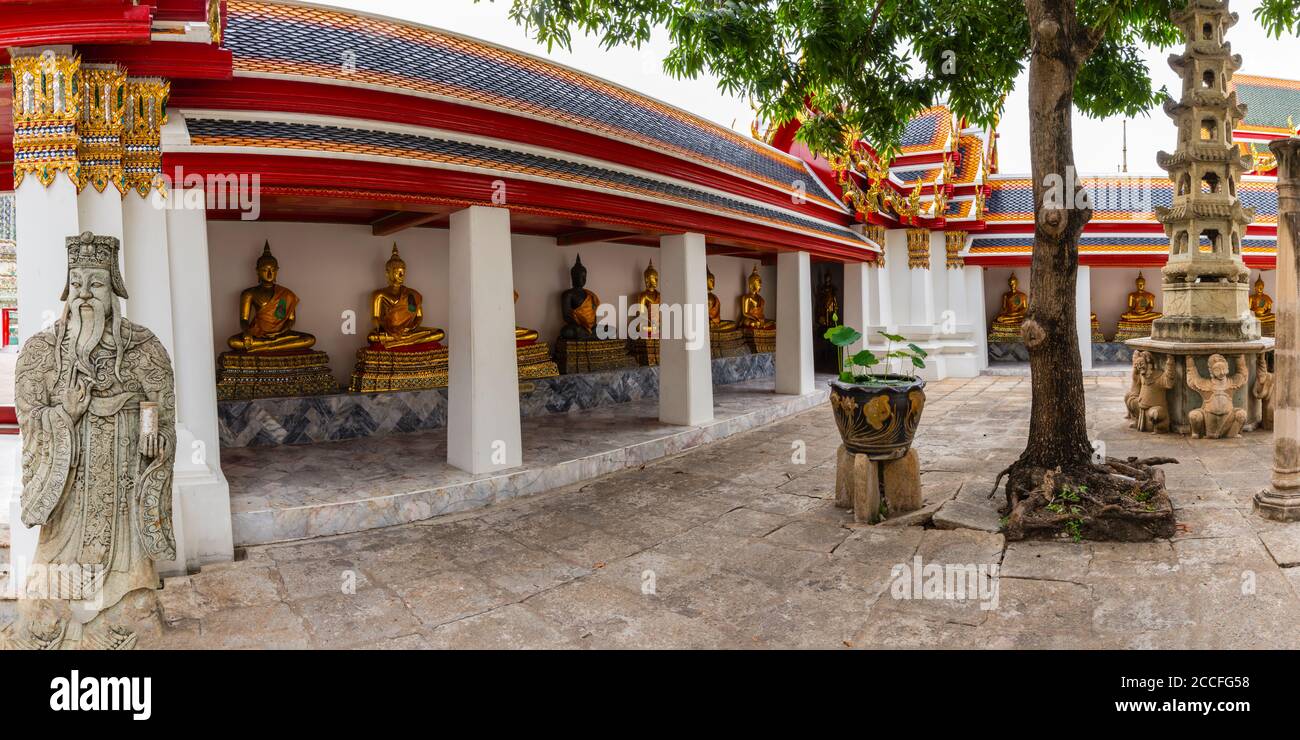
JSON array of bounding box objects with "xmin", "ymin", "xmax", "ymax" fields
[
  {"xmin": 928, "ymin": 231, "xmax": 949, "ymax": 324},
  {"xmin": 908, "ymin": 242, "xmax": 936, "ymax": 329},
  {"xmin": 843, "ymin": 261, "xmax": 870, "ymax": 355},
  {"xmin": 1076, "ymin": 265, "xmax": 1094, "ymax": 371},
  {"xmin": 122, "ymin": 192, "xmax": 176, "ymax": 354},
  {"xmin": 658, "ymin": 233, "xmax": 713, "ymax": 425},
  {"xmin": 882, "ymin": 230, "xmax": 909, "ymax": 329},
  {"xmin": 77, "ymin": 188, "xmax": 124, "ymax": 241},
  {"xmin": 775, "ymin": 250, "xmax": 814, "ymax": 395},
  {"xmin": 165, "ymin": 191, "xmax": 233, "ymax": 569},
  {"xmin": 966, "ymin": 266, "xmax": 989, "ymax": 372},
  {"xmin": 448, "ymin": 206, "xmax": 522, "ymax": 474}
]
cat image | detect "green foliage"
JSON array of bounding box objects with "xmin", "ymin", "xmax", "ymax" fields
[
  {"xmin": 824, "ymin": 325, "xmax": 862, "ymax": 348},
  {"xmin": 489, "ymin": 0, "xmax": 1297, "ymax": 166}
]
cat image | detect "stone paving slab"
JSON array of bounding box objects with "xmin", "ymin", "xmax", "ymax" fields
[{"xmin": 148, "ymin": 376, "xmax": 1300, "ymax": 649}]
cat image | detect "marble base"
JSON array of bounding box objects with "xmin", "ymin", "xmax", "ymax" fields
[
  {"xmin": 219, "ymin": 352, "xmax": 776, "ymax": 447},
  {"xmin": 1092, "ymin": 342, "xmax": 1134, "ymax": 365},
  {"xmin": 554, "ymin": 338, "xmax": 636, "ymax": 374},
  {"xmin": 226, "ymin": 370, "xmax": 830, "ymax": 546},
  {"xmin": 988, "ymin": 341, "xmax": 1029, "ymax": 363},
  {"xmin": 216, "ymin": 350, "xmax": 338, "ymax": 401}
]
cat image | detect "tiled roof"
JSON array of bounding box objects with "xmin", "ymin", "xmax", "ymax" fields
[
  {"xmin": 952, "ymin": 135, "xmax": 984, "ymax": 183},
  {"xmin": 1233, "ymin": 75, "xmax": 1300, "ymax": 133},
  {"xmin": 221, "ymin": 0, "xmax": 844, "ymax": 209},
  {"xmin": 184, "ymin": 117, "xmax": 870, "ymax": 247},
  {"xmin": 984, "ymin": 176, "xmax": 1277, "ymax": 226},
  {"xmin": 897, "ymin": 107, "xmax": 952, "ymax": 154},
  {"xmin": 969, "ymin": 233, "xmax": 1276, "ymax": 256}
]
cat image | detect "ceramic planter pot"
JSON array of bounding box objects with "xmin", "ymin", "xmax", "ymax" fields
[{"xmin": 828, "ymin": 376, "xmax": 927, "ymax": 459}]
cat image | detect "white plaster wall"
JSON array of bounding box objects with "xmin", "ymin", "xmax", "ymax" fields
[{"xmin": 208, "ymin": 221, "xmax": 766, "ymax": 384}]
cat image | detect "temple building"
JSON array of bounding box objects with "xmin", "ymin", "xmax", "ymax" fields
[{"xmin": 0, "ymin": 0, "xmax": 1293, "ymax": 576}]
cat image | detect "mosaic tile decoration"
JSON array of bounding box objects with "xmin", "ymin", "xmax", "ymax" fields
[
  {"xmin": 222, "ymin": 0, "xmax": 845, "ymax": 209},
  {"xmin": 0, "ymin": 193, "xmax": 13, "ymax": 243},
  {"xmin": 219, "ymin": 352, "xmax": 776, "ymax": 448},
  {"xmin": 225, "ymin": 370, "xmax": 832, "ymax": 547},
  {"xmin": 186, "ymin": 117, "xmax": 869, "ymax": 248}
]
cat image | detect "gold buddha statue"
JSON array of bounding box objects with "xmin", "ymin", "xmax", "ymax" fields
[
  {"xmin": 988, "ymin": 273, "xmax": 1029, "ymax": 341},
  {"xmin": 739, "ymin": 265, "xmax": 775, "ymax": 330},
  {"xmin": 815, "ymin": 271, "xmax": 838, "ymax": 330},
  {"xmin": 707, "ymin": 269, "xmax": 737, "ymax": 330},
  {"xmin": 1114, "ymin": 273, "xmax": 1163, "ymax": 341},
  {"xmin": 514, "ymin": 290, "xmax": 539, "ymax": 343},
  {"xmin": 560, "ymin": 255, "xmax": 601, "ymax": 340},
  {"xmin": 631, "ymin": 260, "xmax": 662, "ymax": 338},
  {"xmin": 227, "ymin": 242, "xmax": 317, "ymax": 353},
  {"xmin": 1250, "ymin": 274, "xmax": 1275, "ymax": 336},
  {"xmin": 367, "ymin": 245, "xmax": 445, "ymax": 349}
]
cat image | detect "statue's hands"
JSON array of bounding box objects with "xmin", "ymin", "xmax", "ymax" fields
[
  {"xmin": 62, "ymin": 379, "xmax": 91, "ymax": 421},
  {"xmin": 140, "ymin": 432, "xmax": 165, "ymax": 460}
]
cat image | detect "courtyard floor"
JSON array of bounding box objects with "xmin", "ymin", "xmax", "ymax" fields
[{"xmin": 147, "ymin": 375, "xmax": 1300, "ymax": 648}]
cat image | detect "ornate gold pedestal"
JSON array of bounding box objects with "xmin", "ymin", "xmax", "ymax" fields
[
  {"xmin": 554, "ymin": 338, "xmax": 635, "ymax": 374},
  {"xmin": 217, "ymin": 350, "xmax": 337, "ymax": 401},
  {"xmin": 1091, "ymin": 316, "xmax": 1106, "ymax": 343},
  {"xmin": 517, "ymin": 340, "xmax": 560, "ymax": 380},
  {"xmin": 741, "ymin": 326, "xmax": 776, "ymax": 354},
  {"xmin": 710, "ymin": 326, "xmax": 749, "ymax": 359},
  {"xmin": 628, "ymin": 338, "xmax": 660, "ymax": 366},
  {"xmin": 1113, "ymin": 320, "xmax": 1155, "ymax": 342},
  {"xmin": 987, "ymin": 325, "xmax": 1023, "ymax": 344},
  {"xmin": 1260, "ymin": 317, "xmax": 1276, "ymax": 338},
  {"xmin": 348, "ymin": 343, "xmax": 448, "ymax": 393}
]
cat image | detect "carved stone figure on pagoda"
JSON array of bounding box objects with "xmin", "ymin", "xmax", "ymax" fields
[
  {"xmin": 349, "ymin": 245, "xmax": 450, "ymax": 392},
  {"xmin": 217, "ymin": 242, "xmax": 336, "ymax": 400}
]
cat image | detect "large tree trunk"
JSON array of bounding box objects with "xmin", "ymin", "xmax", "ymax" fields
[{"xmin": 1007, "ymin": 0, "xmax": 1098, "ymax": 494}]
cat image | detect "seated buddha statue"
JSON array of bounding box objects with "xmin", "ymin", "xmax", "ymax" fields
[
  {"xmin": 1250, "ymin": 274, "xmax": 1275, "ymax": 335},
  {"xmin": 514, "ymin": 290, "xmax": 539, "ymax": 343},
  {"xmin": 1121, "ymin": 273, "xmax": 1161, "ymax": 324},
  {"xmin": 560, "ymin": 255, "xmax": 601, "ymax": 340},
  {"xmin": 707, "ymin": 269, "xmax": 737, "ymax": 331},
  {"xmin": 227, "ymin": 242, "xmax": 317, "ymax": 353},
  {"xmin": 631, "ymin": 260, "xmax": 662, "ymax": 338},
  {"xmin": 989, "ymin": 273, "xmax": 1029, "ymax": 340},
  {"xmin": 367, "ymin": 245, "xmax": 445, "ymax": 349},
  {"xmin": 739, "ymin": 265, "xmax": 776, "ymax": 330}
]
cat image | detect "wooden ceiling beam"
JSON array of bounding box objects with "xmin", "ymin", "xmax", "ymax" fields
[{"xmin": 371, "ymin": 211, "xmax": 441, "ymax": 236}]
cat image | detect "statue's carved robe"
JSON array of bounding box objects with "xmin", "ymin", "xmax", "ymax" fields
[
  {"xmin": 379, "ymin": 288, "xmax": 422, "ymax": 336},
  {"xmin": 15, "ymin": 318, "xmax": 176, "ymax": 615},
  {"xmin": 248, "ymin": 284, "xmax": 298, "ymax": 338}
]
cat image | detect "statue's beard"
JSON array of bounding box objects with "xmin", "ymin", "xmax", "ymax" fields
[{"xmin": 66, "ymin": 296, "xmax": 110, "ymax": 377}]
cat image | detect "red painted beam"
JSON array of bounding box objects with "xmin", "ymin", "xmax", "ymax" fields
[
  {"xmin": 81, "ymin": 41, "xmax": 233, "ymax": 80},
  {"xmin": 0, "ymin": 1, "xmax": 154, "ymax": 48},
  {"xmin": 162, "ymin": 152, "xmax": 879, "ymax": 263}
]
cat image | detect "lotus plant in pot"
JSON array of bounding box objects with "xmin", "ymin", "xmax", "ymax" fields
[{"xmin": 823, "ymin": 325, "xmax": 928, "ymax": 461}]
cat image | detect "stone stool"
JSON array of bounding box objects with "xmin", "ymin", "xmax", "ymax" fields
[{"xmin": 834, "ymin": 446, "xmax": 923, "ymax": 524}]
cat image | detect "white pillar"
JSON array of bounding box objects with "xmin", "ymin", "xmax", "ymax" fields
[
  {"xmin": 928, "ymin": 231, "xmax": 949, "ymax": 323},
  {"xmin": 882, "ymin": 229, "xmax": 908, "ymax": 329},
  {"xmin": 843, "ymin": 261, "xmax": 870, "ymax": 356},
  {"xmin": 448, "ymin": 206, "xmax": 522, "ymax": 474},
  {"xmin": 966, "ymin": 266, "xmax": 989, "ymax": 372},
  {"xmin": 908, "ymin": 237, "xmax": 936, "ymax": 329},
  {"xmin": 658, "ymin": 233, "xmax": 713, "ymax": 425},
  {"xmin": 122, "ymin": 192, "xmax": 176, "ymax": 354},
  {"xmin": 165, "ymin": 191, "xmax": 233, "ymax": 569},
  {"xmin": 1076, "ymin": 265, "xmax": 1094, "ymax": 371},
  {"xmin": 775, "ymin": 250, "xmax": 814, "ymax": 395}
]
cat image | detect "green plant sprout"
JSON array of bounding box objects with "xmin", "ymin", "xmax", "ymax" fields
[{"xmin": 823, "ymin": 324, "xmax": 927, "ymax": 385}]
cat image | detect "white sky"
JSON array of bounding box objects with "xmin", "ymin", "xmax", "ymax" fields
[{"xmin": 317, "ymin": 0, "xmax": 1295, "ymax": 175}]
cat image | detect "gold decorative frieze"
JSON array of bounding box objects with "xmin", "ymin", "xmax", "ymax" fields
[
  {"xmin": 76, "ymin": 65, "xmax": 128, "ymax": 193},
  {"xmin": 945, "ymin": 231, "xmax": 967, "ymax": 269},
  {"xmin": 862, "ymin": 223, "xmax": 886, "ymax": 268},
  {"xmin": 907, "ymin": 228, "xmax": 930, "ymax": 270},
  {"xmin": 11, "ymin": 52, "xmax": 82, "ymax": 188},
  {"xmin": 208, "ymin": 0, "xmax": 225, "ymax": 45},
  {"xmin": 123, "ymin": 78, "xmax": 170, "ymax": 197}
]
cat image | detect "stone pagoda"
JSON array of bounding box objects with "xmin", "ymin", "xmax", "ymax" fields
[{"xmin": 1127, "ymin": 0, "xmax": 1273, "ymax": 438}]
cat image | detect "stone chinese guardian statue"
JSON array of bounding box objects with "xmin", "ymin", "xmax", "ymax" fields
[{"xmin": 5, "ymin": 232, "xmax": 176, "ymax": 650}]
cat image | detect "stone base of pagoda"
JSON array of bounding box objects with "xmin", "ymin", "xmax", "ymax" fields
[
  {"xmin": 349, "ymin": 342, "xmax": 449, "ymax": 393},
  {"xmin": 1126, "ymin": 336, "xmax": 1274, "ymax": 437},
  {"xmin": 1157, "ymin": 283, "xmax": 1258, "ymax": 342},
  {"xmin": 516, "ymin": 340, "xmax": 560, "ymax": 380},
  {"xmin": 710, "ymin": 326, "xmax": 750, "ymax": 359},
  {"xmin": 553, "ymin": 338, "xmax": 636, "ymax": 374},
  {"xmin": 217, "ymin": 350, "xmax": 338, "ymax": 401},
  {"xmin": 1113, "ymin": 320, "xmax": 1156, "ymax": 342},
  {"xmin": 628, "ymin": 337, "xmax": 660, "ymax": 366},
  {"xmin": 741, "ymin": 325, "xmax": 776, "ymax": 354}
]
